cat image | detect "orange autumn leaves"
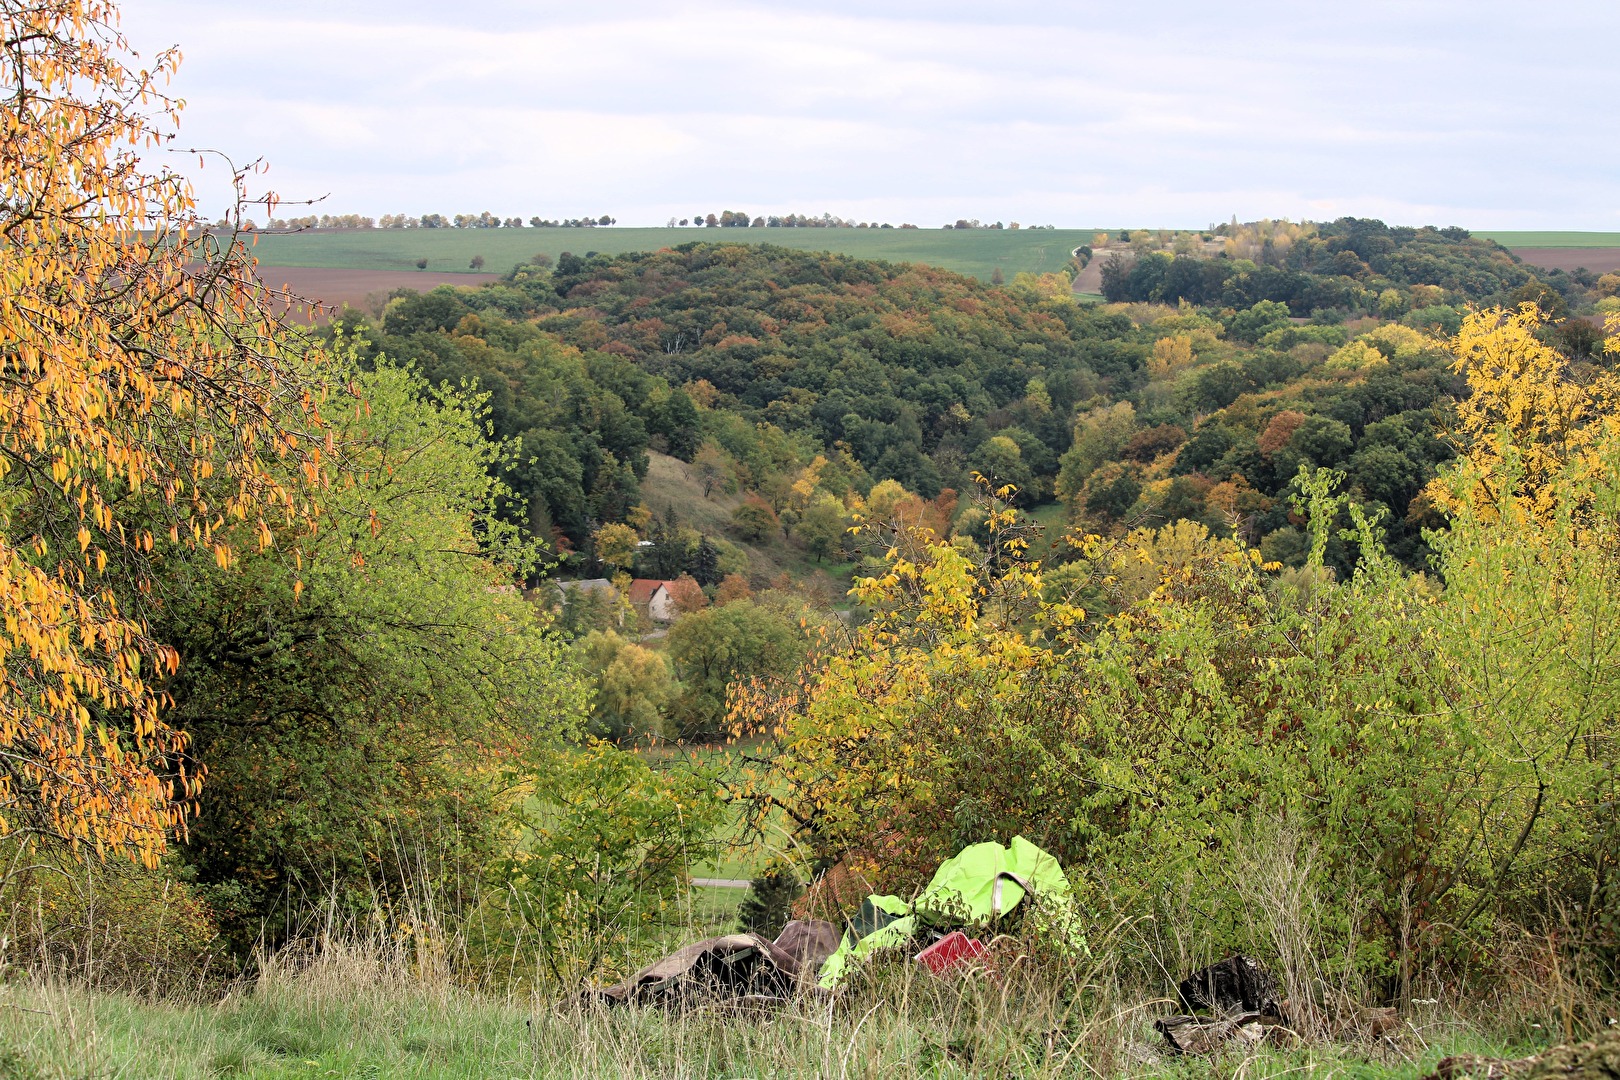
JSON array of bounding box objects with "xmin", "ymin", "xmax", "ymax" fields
[{"xmin": 0, "ymin": 2, "xmax": 329, "ymax": 865}]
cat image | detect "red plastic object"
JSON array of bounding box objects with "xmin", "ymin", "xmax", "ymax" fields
[{"xmin": 914, "ymin": 931, "xmax": 988, "ymax": 975}]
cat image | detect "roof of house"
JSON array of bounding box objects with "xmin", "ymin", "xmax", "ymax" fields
[{"xmin": 627, "ymin": 578, "xmax": 677, "ymax": 605}]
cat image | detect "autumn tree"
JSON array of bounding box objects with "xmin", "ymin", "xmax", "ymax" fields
[
  {"xmin": 731, "ymin": 496, "xmax": 780, "ymax": 542},
  {"xmin": 592, "ymin": 522, "xmax": 642, "ymax": 573},
  {"xmin": 0, "ymin": 0, "xmax": 331, "ymax": 868},
  {"xmin": 1426, "ymin": 304, "xmax": 1619, "ymax": 519},
  {"xmin": 574, "ymin": 630, "xmax": 677, "ymax": 741},
  {"xmin": 666, "ymin": 573, "xmax": 708, "ymax": 615},
  {"xmin": 713, "ymin": 573, "xmax": 753, "ymax": 605}
]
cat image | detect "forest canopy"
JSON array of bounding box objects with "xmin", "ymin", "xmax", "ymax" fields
[{"xmin": 326, "ymin": 229, "xmax": 1612, "ymax": 577}]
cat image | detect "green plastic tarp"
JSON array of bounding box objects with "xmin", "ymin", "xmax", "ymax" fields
[
  {"xmin": 912, "ymin": 835, "xmax": 1069, "ymax": 926},
  {"xmin": 817, "ymin": 836, "xmax": 1083, "ymax": 989}
]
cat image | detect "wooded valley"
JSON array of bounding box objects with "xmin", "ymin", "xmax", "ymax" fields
[{"xmin": 5, "ymin": 2, "xmax": 1620, "ymax": 1076}]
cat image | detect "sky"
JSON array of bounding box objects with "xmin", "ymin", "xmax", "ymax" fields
[{"xmin": 118, "ymin": 1, "xmax": 1619, "ymax": 231}]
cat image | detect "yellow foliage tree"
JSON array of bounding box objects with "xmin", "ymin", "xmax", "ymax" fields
[
  {"xmin": 1148, "ymin": 334, "xmax": 1194, "ymax": 378},
  {"xmin": 1426, "ymin": 305, "xmax": 1620, "ymax": 519},
  {"xmin": 592, "ymin": 522, "xmax": 641, "ymax": 573},
  {"xmin": 0, "ymin": 1, "xmax": 328, "ymax": 866}
]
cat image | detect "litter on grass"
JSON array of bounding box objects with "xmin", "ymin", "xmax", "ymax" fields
[{"xmin": 585, "ymin": 835, "xmax": 1085, "ymax": 1007}]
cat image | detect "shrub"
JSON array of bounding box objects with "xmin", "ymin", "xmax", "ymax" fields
[
  {"xmin": 2, "ymin": 861, "xmax": 221, "ymax": 993},
  {"xmin": 737, "ymin": 871, "xmax": 804, "ymax": 939},
  {"xmin": 493, "ymin": 742, "xmax": 724, "ymax": 984}
]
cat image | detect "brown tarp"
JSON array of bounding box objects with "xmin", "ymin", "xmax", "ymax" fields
[{"xmin": 589, "ymin": 919, "xmax": 840, "ymax": 1008}]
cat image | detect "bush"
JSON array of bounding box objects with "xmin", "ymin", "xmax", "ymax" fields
[
  {"xmin": 1, "ymin": 861, "xmax": 221, "ymax": 993},
  {"xmin": 737, "ymin": 871, "xmax": 804, "ymax": 939},
  {"xmin": 492, "ymin": 742, "xmax": 724, "ymax": 984}
]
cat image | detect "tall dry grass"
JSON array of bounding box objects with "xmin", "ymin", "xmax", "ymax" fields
[{"xmin": 1, "ymin": 837, "xmax": 1615, "ymax": 1077}]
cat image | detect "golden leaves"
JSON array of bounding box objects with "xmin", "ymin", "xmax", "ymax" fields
[
  {"xmin": 1429, "ymin": 304, "xmax": 1620, "ymax": 522},
  {"xmin": 0, "ymin": 0, "xmax": 331, "ymax": 866}
]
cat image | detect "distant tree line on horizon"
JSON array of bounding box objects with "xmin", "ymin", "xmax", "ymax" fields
[
  {"xmin": 667, "ymin": 211, "xmax": 918, "ymax": 229},
  {"xmin": 245, "ymin": 212, "xmax": 619, "ymax": 231},
  {"xmin": 666, "ymin": 212, "xmax": 1058, "ymax": 230},
  {"xmin": 234, "ymin": 210, "xmax": 1061, "ymax": 232}
]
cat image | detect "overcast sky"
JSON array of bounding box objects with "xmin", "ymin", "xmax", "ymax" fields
[{"xmin": 119, "ymin": 1, "xmax": 1618, "ymax": 230}]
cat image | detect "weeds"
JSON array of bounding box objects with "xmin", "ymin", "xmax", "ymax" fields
[{"xmin": 1, "ymin": 868, "xmax": 1610, "ymax": 1078}]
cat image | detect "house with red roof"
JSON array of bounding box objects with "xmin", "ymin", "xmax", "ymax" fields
[{"xmin": 626, "ymin": 578, "xmax": 679, "ymax": 623}]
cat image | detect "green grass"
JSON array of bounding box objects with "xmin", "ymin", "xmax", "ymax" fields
[
  {"xmin": 0, "ymin": 975, "xmax": 1552, "ymax": 1079},
  {"xmin": 242, "ymin": 227, "xmax": 1109, "ymax": 282},
  {"xmin": 1476, "ymin": 231, "xmax": 1620, "ymax": 248}
]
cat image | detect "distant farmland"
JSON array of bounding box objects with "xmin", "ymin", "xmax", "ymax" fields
[
  {"xmin": 241, "ymin": 227, "xmax": 1620, "ymax": 295},
  {"xmin": 1474, "ymin": 231, "xmax": 1620, "ymax": 276},
  {"xmin": 242, "ymin": 226, "xmax": 1105, "ymax": 283},
  {"xmin": 257, "ymin": 267, "xmax": 500, "ymax": 319},
  {"xmin": 1476, "ymin": 231, "xmax": 1620, "ymax": 248}
]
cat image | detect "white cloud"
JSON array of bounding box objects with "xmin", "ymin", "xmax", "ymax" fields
[{"xmin": 119, "ymin": 0, "xmax": 1620, "ymax": 228}]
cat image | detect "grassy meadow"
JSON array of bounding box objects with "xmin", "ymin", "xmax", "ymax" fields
[
  {"xmin": 1475, "ymin": 230, "xmax": 1620, "ymax": 247},
  {"xmin": 2, "ymin": 977, "xmax": 1548, "ymax": 1079},
  {"xmin": 4, "ymin": 920, "xmax": 1561, "ymax": 1080},
  {"xmin": 243, "ymin": 227, "xmax": 1106, "ymax": 282}
]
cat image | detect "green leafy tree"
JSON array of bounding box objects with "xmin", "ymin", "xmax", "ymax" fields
[
  {"xmin": 970, "ymin": 436, "xmax": 1034, "ymax": 499},
  {"xmin": 559, "ymin": 582, "xmax": 622, "ymax": 637},
  {"xmin": 796, "ymin": 495, "xmax": 849, "ymax": 562},
  {"xmin": 575, "ymin": 630, "xmax": 678, "ymax": 741},
  {"xmin": 1283, "ymin": 415, "xmax": 1354, "ymax": 470},
  {"xmin": 156, "ymin": 360, "xmax": 586, "ymax": 943},
  {"xmin": 657, "ymin": 389, "xmax": 703, "ymax": 461},
  {"xmin": 667, "ymin": 600, "xmax": 807, "ymax": 739},
  {"xmin": 1056, "ymin": 403, "xmax": 1136, "ymax": 505},
  {"xmin": 1227, "ymin": 300, "xmax": 1293, "ymax": 342}
]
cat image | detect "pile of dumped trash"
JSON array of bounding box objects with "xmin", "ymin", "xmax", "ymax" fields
[
  {"xmin": 588, "ymin": 836, "xmax": 1082, "ymax": 1007},
  {"xmin": 586, "ymin": 835, "xmax": 1620, "ymax": 1075}
]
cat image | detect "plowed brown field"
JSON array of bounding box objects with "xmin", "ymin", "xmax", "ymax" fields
[
  {"xmin": 255, "ymin": 267, "xmax": 500, "ymax": 320},
  {"xmin": 1512, "ymin": 248, "xmax": 1620, "ymax": 274}
]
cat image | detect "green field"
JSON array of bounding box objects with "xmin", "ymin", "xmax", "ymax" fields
[
  {"xmin": 243, "ymin": 226, "xmax": 1106, "ymax": 282},
  {"xmin": 243, "ymin": 227, "xmax": 1620, "ymax": 287},
  {"xmin": 1476, "ymin": 231, "xmax": 1620, "ymax": 248}
]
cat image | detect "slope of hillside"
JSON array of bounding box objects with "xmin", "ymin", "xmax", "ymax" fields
[{"xmin": 331, "ymin": 237, "xmax": 1550, "ymax": 580}]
